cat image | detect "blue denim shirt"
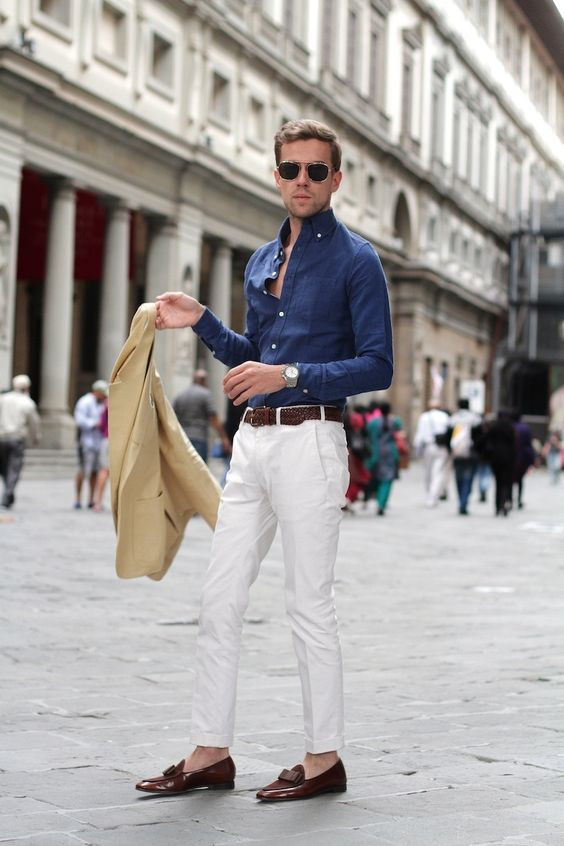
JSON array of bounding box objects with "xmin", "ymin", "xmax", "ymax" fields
[{"xmin": 195, "ymin": 208, "xmax": 393, "ymax": 409}]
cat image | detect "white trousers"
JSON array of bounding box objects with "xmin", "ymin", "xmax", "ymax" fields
[
  {"xmin": 190, "ymin": 416, "xmax": 350, "ymax": 753},
  {"xmin": 423, "ymin": 443, "xmax": 449, "ymax": 506}
]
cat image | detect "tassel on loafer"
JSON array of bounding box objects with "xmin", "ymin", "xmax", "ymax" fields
[
  {"xmin": 135, "ymin": 756, "xmax": 236, "ymax": 796},
  {"xmin": 256, "ymin": 759, "xmax": 346, "ymax": 802}
]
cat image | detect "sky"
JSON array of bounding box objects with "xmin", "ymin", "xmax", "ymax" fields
[{"xmin": 553, "ymin": 0, "xmax": 564, "ymax": 16}]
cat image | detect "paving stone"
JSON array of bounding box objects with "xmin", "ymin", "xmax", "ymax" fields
[
  {"xmin": 0, "ymin": 467, "xmax": 562, "ymax": 844},
  {"xmin": 0, "ymin": 809, "xmax": 92, "ymax": 840},
  {"xmin": 0, "ymin": 836, "xmax": 89, "ymax": 845}
]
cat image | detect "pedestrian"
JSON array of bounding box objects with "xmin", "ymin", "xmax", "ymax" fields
[
  {"xmin": 542, "ymin": 431, "xmax": 562, "ymax": 484},
  {"xmin": 218, "ymin": 397, "xmax": 246, "ymax": 486},
  {"xmin": 135, "ymin": 118, "xmax": 393, "ymax": 801},
  {"xmin": 343, "ymin": 406, "xmax": 371, "ymax": 509},
  {"xmin": 480, "ymin": 410, "xmax": 517, "ymax": 516},
  {"xmin": 512, "ymin": 412, "xmax": 536, "ymax": 508},
  {"xmin": 448, "ymin": 398, "xmax": 482, "ymax": 515},
  {"xmin": 364, "ymin": 401, "xmax": 403, "ymax": 515},
  {"xmin": 413, "ymin": 399, "xmax": 451, "ymax": 508},
  {"xmin": 0, "ymin": 374, "xmax": 40, "ymax": 509},
  {"xmin": 92, "ymin": 398, "xmax": 109, "ymax": 512},
  {"xmin": 172, "ymin": 369, "xmax": 231, "ymax": 464},
  {"xmin": 475, "ymin": 458, "xmax": 492, "ymax": 503},
  {"xmin": 73, "ymin": 379, "xmax": 107, "ymax": 509}
]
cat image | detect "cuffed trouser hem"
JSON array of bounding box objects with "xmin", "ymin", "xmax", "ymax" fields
[
  {"xmin": 305, "ymin": 735, "xmax": 345, "ymax": 754},
  {"xmin": 189, "ymin": 732, "xmax": 232, "ymax": 748}
]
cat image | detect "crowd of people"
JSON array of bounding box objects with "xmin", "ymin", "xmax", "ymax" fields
[
  {"xmin": 1, "ymin": 374, "xmax": 560, "ymax": 519},
  {"xmin": 343, "ymin": 401, "xmax": 408, "ymax": 516},
  {"xmin": 342, "ymin": 396, "xmax": 561, "ymax": 518},
  {"xmin": 412, "ymin": 399, "xmax": 562, "ymax": 516}
]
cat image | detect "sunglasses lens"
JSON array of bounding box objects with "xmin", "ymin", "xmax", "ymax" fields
[
  {"xmin": 278, "ymin": 162, "xmax": 300, "ymax": 180},
  {"xmin": 307, "ymin": 163, "xmax": 329, "ymax": 181}
]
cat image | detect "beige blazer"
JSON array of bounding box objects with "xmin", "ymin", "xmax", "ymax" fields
[{"xmin": 109, "ymin": 303, "xmax": 221, "ymax": 580}]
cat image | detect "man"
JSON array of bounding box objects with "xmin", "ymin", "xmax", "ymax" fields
[
  {"xmin": 173, "ymin": 369, "xmax": 231, "ymax": 463},
  {"xmin": 136, "ymin": 119, "xmax": 393, "ymax": 801},
  {"xmin": 413, "ymin": 399, "xmax": 451, "ymax": 508},
  {"xmin": 73, "ymin": 379, "xmax": 108, "ymax": 509},
  {"xmin": 0, "ymin": 374, "xmax": 40, "ymax": 508},
  {"xmin": 449, "ymin": 397, "xmax": 482, "ymax": 515}
]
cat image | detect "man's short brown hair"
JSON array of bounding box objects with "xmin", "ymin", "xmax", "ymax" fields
[{"xmin": 274, "ymin": 119, "xmax": 342, "ymax": 171}]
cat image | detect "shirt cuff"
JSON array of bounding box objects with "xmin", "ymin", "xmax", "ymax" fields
[
  {"xmin": 193, "ymin": 308, "xmax": 222, "ymax": 350},
  {"xmin": 297, "ymin": 363, "xmax": 322, "ymax": 397}
]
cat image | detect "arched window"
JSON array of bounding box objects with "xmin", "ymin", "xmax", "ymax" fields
[{"xmin": 393, "ymin": 192, "xmax": 411, "ymax": 253}]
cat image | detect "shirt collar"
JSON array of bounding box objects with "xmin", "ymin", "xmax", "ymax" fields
[{"xmin": 275, "ymin": 208, "xmax": 337, "ymax": 250}]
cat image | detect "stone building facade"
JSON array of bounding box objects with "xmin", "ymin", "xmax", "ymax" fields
[{"xmin": 0, "ymin": 0, "xmax": 563, "ymax": 445}]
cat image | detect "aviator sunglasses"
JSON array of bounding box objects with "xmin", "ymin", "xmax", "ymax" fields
[{"xmin": 277, "ymin": 160, "xmax": 332, "ymax": 182}]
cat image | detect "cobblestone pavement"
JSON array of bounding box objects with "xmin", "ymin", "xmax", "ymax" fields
[{"xmin": 1, "ymin": 461, "xmax": 563, "ymax": 845}]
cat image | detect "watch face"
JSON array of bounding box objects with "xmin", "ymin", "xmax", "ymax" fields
[{"xmin": 286, "ymin": 366, "xmax": 299, "ymax": 379}]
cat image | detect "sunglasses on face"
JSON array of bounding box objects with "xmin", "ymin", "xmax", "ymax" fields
[{"xmin": 277, "ymin": 160, "xmax": 332, "ymax": 182}]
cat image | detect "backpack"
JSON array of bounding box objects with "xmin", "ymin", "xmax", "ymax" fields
[{"xmin": 450, "ymin": 421, "xmax": 472, "ymax": 458}]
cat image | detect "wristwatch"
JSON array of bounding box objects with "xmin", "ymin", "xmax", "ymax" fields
[{"xmin": 281, "ymin": 363, "xmax": 299, "ymax": 388}]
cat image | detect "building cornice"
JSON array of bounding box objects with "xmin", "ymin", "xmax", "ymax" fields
[
  {"xmin": 393, "ymin": 266, "xmax": 506, "ymax": 319},
  {"xmin": 413, "ymin": 0, "xmax": 564, "ymax": 175}
]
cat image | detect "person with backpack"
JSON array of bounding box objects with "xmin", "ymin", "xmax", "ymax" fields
[{"xmin": 448, "ymin": 398, "xmax": 482, "ymax": 515}]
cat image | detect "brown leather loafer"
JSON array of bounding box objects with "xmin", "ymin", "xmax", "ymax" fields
[
  {"xmin": 135, "ymin": 756, "xmax": 235, "ymax": 795},
  {"xmin": 256, "ymin": 759, "xmax": 346, "ymax": 802}
]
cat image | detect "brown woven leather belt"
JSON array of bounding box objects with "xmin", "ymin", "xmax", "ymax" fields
[{"xmin": 243, "ymin": 405, "xmax": 342, "ymax": 427}]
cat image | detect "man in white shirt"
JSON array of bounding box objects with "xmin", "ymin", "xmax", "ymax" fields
[
  {"xmin": 413, "ymin": 399, "xmax": 450, "ymax": 508},
  {"xmin": 0, "ymin": 374, "xmax": 40, "ymax": 508},
  {"xmin": 73, "ymin": 379, "xmax": 107, "ymax": 509}
]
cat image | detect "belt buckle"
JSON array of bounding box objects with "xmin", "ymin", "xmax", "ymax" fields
[{"xmin": 250, "ymin": 406, "xmax": 269, "ymax": 427}]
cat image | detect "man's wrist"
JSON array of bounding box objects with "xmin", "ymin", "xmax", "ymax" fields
[
  {"xmin": 281, "ymin": 363, "xmax": 299, "ymax": 388},
  {"xmin": 192, "ymin": 304, "xmax": 206, "ymax": 325}
]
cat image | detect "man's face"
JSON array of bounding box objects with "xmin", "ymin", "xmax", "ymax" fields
[{"xmin": 274, "ymin": 138, "xmax": 342, "ymax": 220}]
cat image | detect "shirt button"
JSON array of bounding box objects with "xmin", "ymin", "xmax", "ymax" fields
[
  {"xmin": 271, "ymin": 343, "xmax": 277, "ymax": 349},
  {"xmin": 271, "ymin": 272, "xmax": 276, "ymax": 277},
  {"xmin": 317, "ymin": 233, "xmax": 322, "ymax": 238},
  {"xmin": 303, "ymin": 388, "xmax": 308, "ymax": 394},
  {"xmin": 263, "ymin": 290, "xmax": 267, "ymax": 295},
  {"xmin": 279, "ymin": 311, "xmax": 284, "ymax": 317}
]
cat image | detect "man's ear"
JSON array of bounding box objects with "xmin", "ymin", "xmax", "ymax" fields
[{"xmin": 331, "ymin": 170, "xmax": 343, "ymax": 194}]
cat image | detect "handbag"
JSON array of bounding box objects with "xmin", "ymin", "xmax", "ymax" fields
[
  {"xmin": 434, "ymin": 428, "xmax": 451, "ymax": 447},
  {"xmin": 393, "ymin": 428, "xmax": 410, "ymax": 469},
  {"xmin": 393, "ymin": 429, "xmax": 409, "ymax": 457}
]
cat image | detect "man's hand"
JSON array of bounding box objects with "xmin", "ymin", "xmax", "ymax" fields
[
  {"xmin": 223, "ymin": 362, "xmax": 286, "ymax": 405},
  {"xmin": 155, "ymin": 292, "xmax": 205, "ymax": 329}
]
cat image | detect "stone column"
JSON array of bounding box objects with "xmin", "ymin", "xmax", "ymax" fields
[
  {"xmin": 0, "ymin": 128, "xmax": 24, "ymax": 389},
  {"xmin": 145, "ymin": 219, "xmax": 177, "ymax": 386},
  {"xmin": 171, "ymin": 204, "xmax": 204, "ymax": 397},
  {"xmin": 97, "ymin": 202, "xmax": 130, "ymax": 381},
  {"xmin": 39, "ymin": 180, "xmax": 77, "ymax": 449},
  {"xmin": 206, "ymin": 242, "xmax": 232, "ymax": 420}
]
